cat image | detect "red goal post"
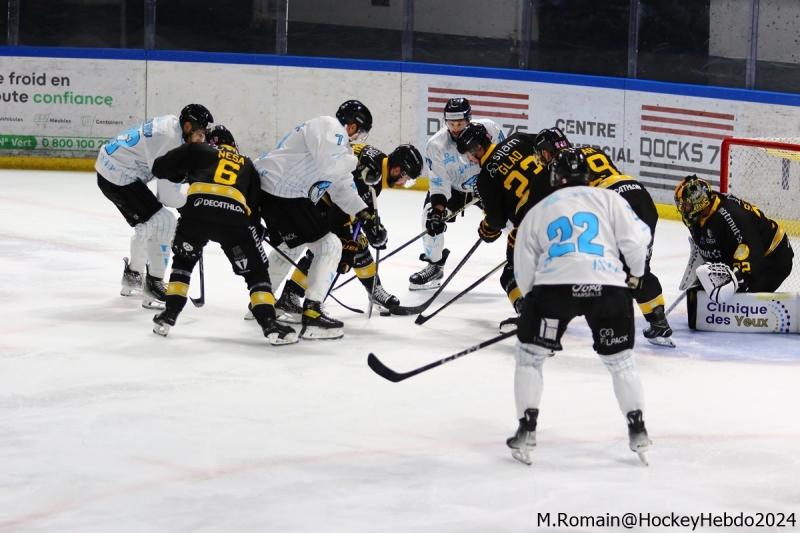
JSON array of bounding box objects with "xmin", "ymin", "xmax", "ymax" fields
[{"xmin": 720, "ymin": 137, "xmax": 800, "ymax": 292}]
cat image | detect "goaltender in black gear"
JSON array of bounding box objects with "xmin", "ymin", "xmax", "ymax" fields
[{"xmin": 149, "ymin": 125, "xmax": 298, "ymax": 345}]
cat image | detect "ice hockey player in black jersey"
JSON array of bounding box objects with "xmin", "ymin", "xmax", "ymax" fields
[
  {"xmin": 674, "ymin": 175, "xmax": 794, "ymax": 302},
  {"xmin": 533, "ymin": 127, "xmax": 675, "ymax": 347},
  {"xmin": 456, "ymin": 122, "xmax": 551, "ymax": 332},
  {"xmin": 149, "ymin": 125, "xmax": 298, "ymax": 345},
  {"xmin": 271, "ymin": 143, "xmax": 424, "ymax": 321}
]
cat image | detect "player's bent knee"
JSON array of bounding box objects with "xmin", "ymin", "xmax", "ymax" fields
[
  {"xmin": 307, "ymin": 233, "xmax": 342, "ymax": 261},
  {"xmin": 515, "ymin": 340, "xmax": 552, "ymax": 368},
  {"xmin": 600, "ymin": 348, "xmax": 636, "ymax": 373}
]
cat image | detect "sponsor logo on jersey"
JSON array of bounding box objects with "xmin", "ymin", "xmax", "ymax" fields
[
  {"xmin": 599, "ymin": 327, "xmax": 628, "ymax": 347},
  {"xmin": 718, "ymin": 206, "xmax": 743, "ymax": 243},
  {"xmin": 572, "ymin": 284, "xmax": 602, "ymax": 297},
  {"xmin": 309, "ymin": 181, "xmax": 332, "ymax": 203},
  {"xmin": 193, "ymin": 197, "xmax": 246, "ymax": 213}
]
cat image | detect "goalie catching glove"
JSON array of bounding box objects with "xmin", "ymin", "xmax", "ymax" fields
[
  {"xmin": 357, "ymin": 210, "xmax": 388, "ymax": 250},
  {"xmin": 696, "ymin": 263, "xmax": 743, "ymax": 303},
  {"xmin": 478, "ymin": 219, "xmax": 502, "ymax": 243}
]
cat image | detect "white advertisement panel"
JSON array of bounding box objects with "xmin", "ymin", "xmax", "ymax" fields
[
  {"xmin": 693, "ymin": 291, "xmax": 797, "ymax": 333},
  {"xmin": 0, "ymin": 57, "xmax": 145, "ymax": 157}
]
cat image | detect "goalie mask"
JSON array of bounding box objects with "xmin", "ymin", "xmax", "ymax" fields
[{"xmin": 674, "ymin": 175, "xmax": 712, "ymax": 226}]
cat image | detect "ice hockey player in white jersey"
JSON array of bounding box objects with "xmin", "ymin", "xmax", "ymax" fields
[
  {"xmin": 409, "ymin": 98, "xmax": 505, "ymax": 290},
  {"xmin": 509, "ymin": 148, "xmax": 653, "ymax": 466},
  {"xmin": 254, "ymin": 100, "xmax": 388, "ymax": 340},
  {"xmin": 96, "ymin": 103, "xmax": 213, "ymax": 309}
]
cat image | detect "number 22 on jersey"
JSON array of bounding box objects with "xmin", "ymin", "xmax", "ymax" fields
[{"xmin": 546, "ymin": 212, "xmax": 604, "ymax": 258}]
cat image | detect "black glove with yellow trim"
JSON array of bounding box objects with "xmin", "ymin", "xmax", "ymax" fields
[{"xmin": 478, "ymin": 219, "xmax": 502, "ymax": 243}]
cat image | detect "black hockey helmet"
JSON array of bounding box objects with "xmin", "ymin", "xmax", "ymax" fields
[
  {"xmin": 179, "ymin": 103, "xmax": 214, "ymax": 131},
  {"xmin": 387, "ymin": 144, "xmax": 423, "ymax": 187},
  {"xmin": 207, "ymin": 125, "xmax": 237, "ymax": 151},
  {"xmin": 533, "ymin": 127, "xmax": 571, "ymax": 161},
  {"xmin": 336, "ymin": 100, "xmax": 373, "ymax": 141},
  {"xmin": 456, "ymin": 122, "xmax": 493, "ymax": 157},
  {"xmin": 550, "ymin": 148, "xmax": 590, "ymax": 189},
  {"xmin": 443, "ymin": 98, "xmax": 471, "ymax": 122},
  {"xmin": 674, "ymin": 175, "xmax": 713, "ymax": 226}
]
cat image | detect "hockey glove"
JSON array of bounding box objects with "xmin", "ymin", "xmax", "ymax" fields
[
  {"xmin": 478, "ymin": 219, "xmax": 502, "ymax": 243},
  {"xmin": 338, "ymin": 238, "xmax": 359, "ymax": 274},
  {"xmin": 626, "ymin": 274, "xmax": 644, "ymax": 291},
  {"xmin": 357, "ymin": 210, "xmax": 388, "ymax": 250},
  {"xmin": 425, "ymin": 207, "xmax": 447, "ymax": 236}
]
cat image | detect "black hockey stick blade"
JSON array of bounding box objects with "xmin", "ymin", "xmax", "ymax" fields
[
  {"xmin": 367, "ymin": 329, "xmax": 517, "ymax": 383},
  {"xmin": 190, "ymin": 256, "xmax": 205, "ymax": 308},
  {"xmin": 414, "ymin": 260, "xmax": 506, "ymax": 325},
  {"xmin": 329, "ymin": 292, "xmax": 364, "ymax": 314},
  {"xmin": 389, "ymin": 237, "xmax": 483, "ymax": 316}
]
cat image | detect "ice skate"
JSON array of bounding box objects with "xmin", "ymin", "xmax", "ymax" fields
[
  {"xmin": 408, "ymin": 249, "xmax": 449, "ymax": 291},
  {"xmin": 626, "ymin": 409, "xmax": 652, "ymax": 466},
  {"xmin": 300, "ymin": 299, "xmax": 344, "ymax": 340},
  {"xmin": 643, "ymin": 305, "xmax": 675, "ymax": 348},
  {"xmin": 274, "ymin": 285, "xmax": 304, "ymax": 324},
  {"xmin": 243, "ymin": 303, "xmax": 255, "ymax": 321},
  {"xmin": 370, "ymin": 284, "xmax": 400, "ymax": 315},
  {"xmin": 142, "ymin": 268, "xmax": 167, "ymax": 310},
  {"xmin": 120, "ymin": 257, "xmax": 143, "ymax": 296},
  {"xmin": 261, "ymin": 318, "xmax": 299, "ymax": 346},
  {"xmin": 152, "ymin": 307, "xmax": 179, "ymax": 337},
  {"xmin": 506, "ymin": 408, "xmax": 538, "ymax": 465}
]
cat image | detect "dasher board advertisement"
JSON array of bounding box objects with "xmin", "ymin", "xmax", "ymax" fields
[{"xmin": 0, "ymin": 57, "xmax": 145, "ymax": 157}]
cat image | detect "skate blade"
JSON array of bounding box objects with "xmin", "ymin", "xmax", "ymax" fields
[
  {"xmin": 142, "ymin": 299, "xmax": 166, "ymax": 310},
  {"xmin": 120, "ymin": 288, "xmax": 142, "ymax": 297},
  {"xmin": 267, "ymin": 331, "xmax": 299, "ymax": 346},
  {"xmin": 646, "ymin": 336, "xmax": 676, "ymax": 348},
  {"xmin": 510, "ymin": 449, "xmax": 532, "ymax": 465},
  {"xmin": 636, "ymin": 451, "xmax": 649, "ymax": 466},
  {"xmin": 408, "ymin": 280, "xmax": 442, "ymax": 291},
  {"xmin": 499, "ymin": 321, "xmax": 517, "ymax": 334},
  {"xmin": 244, "ymin": 309, "xmax": 256, "ymax": 321},
  {"xmin": 276, "ymin": 312, "xmax": 302, "ymax": 325},
  {"xmin": 299, "ymin": 326, "xmax": 344, "ymax": 341},
  {"xmin": 152, "ymin": 323, "xmax": 171, "ymax": 337}
]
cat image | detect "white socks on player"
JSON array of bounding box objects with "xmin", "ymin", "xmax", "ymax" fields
[
  {"xmin": 305, "ymin": 233, "xmax": 342, "ymax": 302},
  {"xmin": 601, "ymin": 349, "xmax": 645, "ymax": 415},
  {"xmin": 268, "ymin": 243, "xmax": 304, "ymax": 290},
  {"xmin": 128, "ymin": 236, "xmax": 147, "ymax": 274},
  {"xmin": 514, "ymin": 341, "xmax": 552, "ymax": 419},
  {"xmin": 132, "ymin": 207, "xmax": 176, "ymax": 278}
]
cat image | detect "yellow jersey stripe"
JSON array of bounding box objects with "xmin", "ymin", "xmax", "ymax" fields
[{"xmin": 187, "ymin": 182, "xmax": 251, "ymax": 216}]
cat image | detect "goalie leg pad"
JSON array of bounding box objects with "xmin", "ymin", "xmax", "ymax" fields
[{"xmin": 679, "ymin": 236, "xmax": 705, "ymax": 291}]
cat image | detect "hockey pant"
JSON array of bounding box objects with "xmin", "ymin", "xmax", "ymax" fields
[
  {"xmin": 419, "ymin": 189, "xmax": 478, "ymax": 263},
  {"xmin": 167, "ymin": 220, "xmax": 278, "ymax": 325},
  {"xmin": 269, "ymin": 233, "xmax": 342, "ymax": 303}
]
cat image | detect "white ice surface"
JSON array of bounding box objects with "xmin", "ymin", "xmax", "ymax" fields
[{"xmin": 1, "ymin": 170, "xmax": 799, "ymax": 532}]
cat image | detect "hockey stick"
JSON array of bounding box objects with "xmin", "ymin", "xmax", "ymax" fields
[
  {"xmin": 665, "ymin": 290, "xmax": 687, "ymax": 317},
  {"xmin": 331, "ymin": 198, "xmax": 480, "ymax": 293},
  {"xmin": 190, "ymin": 255, "xmax": 205, "ymax": 308},
  {"xmin": 367, "ymin": 329, "xmax": 517, "ymax": 383},
  {"xmin": 367, "ymin": 186, "xmax": 379, "ymax": 319},
  {"xmin": 389, "ymin": 237, "xmax": 483, "ymax": 316},
  {"xmin": 415, "ymin": 260, "xmax": 506, "ymax": 325},
  {"xmin": 329, "ymin": 292, "xmax": 364, "ymax": 314}
]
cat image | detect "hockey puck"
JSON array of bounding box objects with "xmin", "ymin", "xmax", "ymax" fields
[{"xmin": 380, "ymin": 310, "xmax": 391, "ymax": 317}]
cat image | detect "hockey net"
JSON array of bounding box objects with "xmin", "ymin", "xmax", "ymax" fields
[{"xmin": 721, "ymin": 137, "xmax": 800, "ymax": 292}]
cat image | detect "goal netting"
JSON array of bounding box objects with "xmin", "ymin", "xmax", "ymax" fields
[{"xmin": 721, "ymin": 137, "xmax": 800, "ymax": 292}]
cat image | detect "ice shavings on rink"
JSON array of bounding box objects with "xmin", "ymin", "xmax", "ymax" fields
[{"xmin": 0, "ymin": 170, "xmax": 798, "ymax": 532}]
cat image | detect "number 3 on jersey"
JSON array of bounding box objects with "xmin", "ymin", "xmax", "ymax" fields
[{"xmin": 546, "ymin": 212, "xmax": 604, "ymax": 258}]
